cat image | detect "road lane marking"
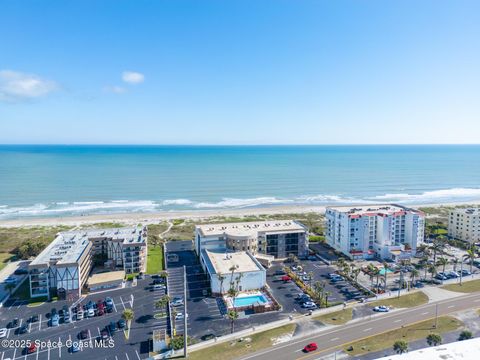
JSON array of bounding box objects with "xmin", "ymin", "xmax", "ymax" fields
[
  {"xmin": 447, "ymin": 305, "xmax": 455, "ymax": 308},
  {"xmin": 330, "ymin": 337, "xmax": 339, "ymax": 341},
  {"xmin": 363, "ymin": 328, "xmax": 372, "ymax": 332},
  {"xmin": 421, "ymin": 312, "xmax": 429, "ymax": 315},
  {"xmin": 394, "ymin": 319, "xmax": 402, "ymax": 323}
]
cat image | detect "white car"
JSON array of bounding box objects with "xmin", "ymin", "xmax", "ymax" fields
[
  {"xmin": 171, "ymin": 297, "xmax": 184, "ymax": 307},
  {"xmin": 0, "ymin": 328, "xmax": 7, "ymax": 338},
  {"xmin": 301, "ymin": 301, "xmax": 317, "ymax": 309},
  {"xmin": 175, "ymin": 312, "xmax": 188, "ymax": 320},
  {"xmin": 373, "ymin": 305, "xmax": 390, "ymax": 312},
  {"xmin": 76, "ymin": 310, "xmax": 84, "ymax": 320},
  {"xmin": 87, "ymin": 308, "xmax": 95, "ymax": 317}
]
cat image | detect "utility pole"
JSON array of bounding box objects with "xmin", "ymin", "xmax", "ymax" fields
[
  {"xmin": 183, "ymin": 265, "xmax": 188, "ymax": 358},
  {"xmin": 434, "ymin": 303, "xmax": 438, "ymax": 329},
  {"xmin": 398, "ymin": 270, "xmax": 403, "ymax": 298},
  {"xmin": 460, "ymin": 259, "xmax": 463, "ymax": 286}
]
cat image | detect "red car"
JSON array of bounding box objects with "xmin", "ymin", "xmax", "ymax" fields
[
  {"xmin": 281, "ymin": 275, "xmax": 291, "ymax": 282},
  {"xmin": 26, "ymin": 344, "xmax": 37, "ymax": 354},
  {"xmin": 303, "ymin": 343, "xmax": 318, "ymax": 352}
]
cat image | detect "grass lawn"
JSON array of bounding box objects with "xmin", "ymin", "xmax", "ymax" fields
[
  {"xmin": 314, "ymin": 308, "xmax": 353, "ymax": 325},
  {"xmin": 442, "ymin": 279, "xmax": 480, "ymax": 293},
  {"xmin": 188, "ymin": 324, "xmax": 296, "ymax": 360},
  {"xmin": 368, "ymin": 291, "xmax": 429, "ymax": 309},
  {"xmin": 146, "ymin": 245, "xmax": 164, "ymax": 274},
  {"xmin": 0, "ymin": 252, "xmax": 13, "ymax": 271},
  {"xmin": 344, "ymin": 316, "xmax": 463, "ymax": 356}
]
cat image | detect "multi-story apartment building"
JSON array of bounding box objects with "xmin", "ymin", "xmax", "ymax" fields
[
  {"xmin": 326, "ymin": 205, "xmax": 425, "ymax": 262},
  {"xmin": 448, "ymin": 208, "xmax": 480, "ymax": 243},
  {"xmin": 28, "ymin": 226, "xmax": 147, "ymax": 300},
  {"xmin": 194, "ymin": 220, "xmax": 309, "ymax": 260}
]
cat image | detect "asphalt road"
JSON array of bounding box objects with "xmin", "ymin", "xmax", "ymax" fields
[{"xmin": 239, "ymin": 292, "xmax": 480, "ymax": 360}]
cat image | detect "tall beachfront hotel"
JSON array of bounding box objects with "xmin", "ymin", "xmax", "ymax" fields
[
  {"xmin": 448, "ymin": 208, "xmax": 480, "ymax": 243},
  {"xmin": 326, "ymin": 205, "xmax": 425, "ymax": 262}
]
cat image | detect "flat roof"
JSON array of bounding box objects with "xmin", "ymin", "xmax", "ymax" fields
[
  {"xmin": 87, "ymin": 270, "xmax": 125, "ymax": 286},
  {"xmin": 452, "ymin": 207, "xmax": 480, "ymax": 215},
  {"xmin": 203, "ymin": 249, "xmax": 263, "ymax": 275},
  {"xmin": 30, "ymin": 226, "xmax": 146, "ymax": 267},
  {"xmin": 377, "ymin": 337, "xmax": 480, "ymax": 360},
  {"xmin": 196, "ymin": 220, "xmax": 306, "ymax": 237},
  {"xmin": 327, "ymin": 204, "xmax": 422, "ymax": 216}
]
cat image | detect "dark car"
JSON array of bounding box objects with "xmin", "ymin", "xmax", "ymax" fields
[
  {"xmin": 105, "ymin": 306, "xmax": 113, "ymax": 313},
  {"xmin": 16, "ymin": 325, "xmax": 29, "ymax": 335},
  {"xmin": 201, "ymin": 333, "xmax": 216, "ymax": 341},
  {"xmin": 14, "ymin": 268, "xmax": 28, "ymax": 275},
  {"xmin": 101, "ymin": 329, "xmax": 109, "ymax": 340},
  {"xmin": 29, "ymin": 315, "xmax": 39, "ymax": 323},
  {"xmin": 117, "ymin": 319, "xmax": 126, "ymax": 329},
  {"xmin": 7, "ymin": 318, "xmax": 19, "ymax": 328},
  {"xmin": 51, "ymin": 308, "xmax": 57, "ymax": 316},
  {"xmin": 109, "ymin": 321, "xmax": 117, "ymax": 333},
  {"xmin": 79, "ymin": 329, "xmax": 89, "ymax": 340},
  {"xmin": 153, "ymin": 278, "xmax": 164, "ymax": 285}
]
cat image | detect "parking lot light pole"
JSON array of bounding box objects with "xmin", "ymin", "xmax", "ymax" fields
[
  {"xmin": 184, "ymin": 265, "xmax": 188, "ymax": 358},
  {"xmin": 460, "ymin": 259, "xmax": 463, "ymax": 286}
]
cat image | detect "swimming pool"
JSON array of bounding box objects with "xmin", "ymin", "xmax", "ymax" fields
[
  {"xmin": 379, "ymin": 268, "xmax": 393, "ymax": 275},
  {"xmin": 233, "ymin": 294, "xmax": 268, "ymax": 307}
]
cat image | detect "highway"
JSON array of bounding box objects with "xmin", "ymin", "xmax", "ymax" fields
[{"xmin": 240, "ymin": 292, "xmax": 480, "ymax": 360}]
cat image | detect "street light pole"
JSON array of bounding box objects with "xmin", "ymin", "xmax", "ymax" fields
[
  {"xmin": 183, "ymin": 265, "xmax": 188, "ymax": 358},
  {"xmin": 460, "ymin": 259, "xmax": 463, "ymax": 286},
  {"xmin": 434, "ymin": 303, "xmax": 438, "ymax": 329}
]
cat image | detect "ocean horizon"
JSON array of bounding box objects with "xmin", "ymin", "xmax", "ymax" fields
[{"xmin": 1, "ymin": 144, "xmax": 480, "ymax": 220}]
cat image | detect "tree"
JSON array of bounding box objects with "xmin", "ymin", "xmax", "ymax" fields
[
  {"xmin": 463, "ymin": 246, "xmax": 477, "ymax": 273},
  {"xmin": 410, "ymin": 268, "xmax": 419, "ymax": 286},
  {"xmin": 393, "ymin": 340, "xmax": 408, "ymax": 354},
  {"xmin": 308, "ymin": 271, "xmax": 314, "ymax": 288},
  {"xmin": 382, "ymin": 261, "xmax": 389, "ymax": 290},
  {"xmin": 352, "ymin": 268, "xmax": 361, "ymax": 282},
  {"xmin": 324, "ymin": 291, "xmax": 332, "ymax": 307},
  {"xmin": 170, "ymin": 335, "xmax": 186, "ymax": 350},
  {"xmin": 428, "ymin": 263, "xmax": 437, "ymax": 281},
  {"xmin": 430, "ymin": 237, "xmax": 446, "ymax": 264},
  {"xmin": 218, "ymin": 274, "xmax": 226, "ymax": 294},
  {"xmin": 122, "ymin": 308, "xmax": 135, "ymax": 339},
  {"xmin": 426, "ymin": 333, "xmax": 442, "ymax": 346},
  {"xmin": 416, "ymin": 244, "xmax": 430, "ymax": 257},
  {"xmin": 437, "ymin": 257, "xmax": 449, "ymax": 274},
  {"xmin": 458, "ymin": 330, "xmax": 473, "ymax": 341},
  {"xmin": 155, "ymin": 295, "xmax": 170, "ymax": 311},
  {"xmin": 227, "ymin": 309, "xmax": 239, "ymax": 333},
  {"xmin": 313, "ymin": 281, "xmax": 325, "ymax": 305},
  {"xmin": 451, "ymin": 258, "xmax": 459, "ymax": 272}
]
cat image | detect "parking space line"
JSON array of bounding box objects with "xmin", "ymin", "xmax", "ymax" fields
[
  {"xmin": 112, "ymin": 300, "xmax": 117, "ymax": 313},
  {"xmin": 135, "ymin": 350, "xmax": 141, "ymax": 360},
  {"xmin": 119, "ymin": 297, "xmax": 126, "ymax": 310},
  {"xmin": 47, "ymin": 345, "xmax": 50, "ymax": 360},
  {"xmin": 12, "ymin": 348, "xmax": 16, "ymax": 360},
  {"xmin": 125, "ymin": 353, "xmax": 130, "ymax": 360},
  {"xmin": 0, "ymin": 350, "xmax": 4, "ymax": 360},
  {"xmin": 36, "ymin": 347, "xmax": 39, "ymax": 360},
  {"xmin": 39, "ymin": 314, "xmax": 42, "ymax": 330},
  {"xmin": 58, "ymin": 336, "xmax": 62, "ymax": 358}
]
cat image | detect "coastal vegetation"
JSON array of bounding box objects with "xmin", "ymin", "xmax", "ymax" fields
[{"xmin": 343, "ymin": 316, "xmax": 462, "ymax": 356}]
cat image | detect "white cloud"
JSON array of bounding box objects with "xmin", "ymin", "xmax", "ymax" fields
[
  {"xmin": 104, "ymin": 85, "xmax": 127, "ymax": 94},
  {"xmin": 122, "ymin": 71, "xmax": 145, "ymax": 84},
  {"xmin": 0, "ymin": 70, "xmax": 58, "ymax": 102}
]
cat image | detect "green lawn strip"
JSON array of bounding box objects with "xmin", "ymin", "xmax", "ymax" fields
[
  {"xmin": 368, "ymin": 291, "xmax": 429, "ymax": 309},
  {"xmin": 188, "ymin": 324, "xmax": 296, "ymax": 360},
  {"xmin": 442, "ymin": 279, "xmax": 480, "ymax": 293},
  {"xmin": 344, "ymin": 316, "xmax": 463, "ymax": 356},
  {"xmin": 314, "ymin": 308, "xmax": 353, "ymax": 325},
  {"xmin": 146, "ymin": 245, "xmax": 164, "ymax": 274}
]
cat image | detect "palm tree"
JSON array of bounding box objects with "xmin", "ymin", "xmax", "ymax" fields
[
  {"xmin": 430, "ymin": 237, "xmax": 446, "ymax": 264},
  {"xmin": 393, "ymin": 340, "xmax": 408, "ymax": 354},
  {"xmin": 155, "ymin": 295, "xmax": 170, "ymax": 311},
  {"xmin": 428, "ymin": 263, "xmax": 437, "ymax": 281},
  {"xmin": 227, "ymin": 309, "xmax": 239, "ymax": 333},
  {"xmin": 437, "ymin": 257, "xmax": 448, "ymax": 274},
  {"xmin": 382, "ymin": 261, "xmax": 389, "ymax": 290},
  {"xmin": 218, "ymin": 274, "xmax": 226, "ymax": 295},
  {"xmin": 416, "ymin": 244, "xmax": 430, "ymax": 257},
  {"xmin": 463, "ymin": 246, "xmax": 477, "ymax": 273},
  {"xmin": 426, "ymin": 333, "xmax": 442, "ymax": 346},
  {"xmin": 352, "ymin": 268, "xmax": 361, "ymax": 283},
  {"xmin": 122, "ymin": 309, "xmax": 134, "ymax": 339},
  {"xmin": 308, "ymin": 271, "xmax": 314, "ymax": 288},
  {"xmin": 410, "ymin": 268, "xmax": 419, "ymax": 286},
  {"xmin": 313, "ymin": 281, "xmax": 325, "ymax": 305},
  {"xmin": 451, "ymin": 258, "xmax": 459, "ymax": 272},
  {"xmin": 324, "ymin": 291, "xmax": 332, "ymax": 307}
]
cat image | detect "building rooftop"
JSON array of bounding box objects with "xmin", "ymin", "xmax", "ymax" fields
[
  {"xmin": 377, "ymin": 337, "xmax": 480, "ymax": 360},
  {"xmin": 30, "ymin": 227, "xmax": 146, "ymax": 267},
  {"xmin": 327, "ymin": 204, "xmax": 422, "ymax": 216},
  {"xmin": 452, "ymin": 207, "xmax": 480, "ymax": 215},
  {"xmin": 202, "ymin": 249, "xmax": 263, "ymax": 275},
  {"xmin": 196, "ymin": 220, "xmax": 306, "ymax": 237}
]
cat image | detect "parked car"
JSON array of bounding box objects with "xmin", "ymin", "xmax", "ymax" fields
[
  {"xmin": 153, "ymin": 278, "xmax": 164, "ymax": 285},
  {"xmin": 331, "ymin": 276, "xmax": 344, "ymax": 283},
  {"xmin": 105, "ymin": 305, "xmax": 113, "ymax": 313},
  {"xmin": 97, "ymin": 308, "xmax": 105, "ymax": 316},
  {"xmin": 51, "ymin": 314, "xmax": 60, "ymax": 326},
  {"xmin": 281, "ymin": 275, "xmax": 291, "ymax": 282},
  {"xmin": 109, "ymin": 321, "xmax": 117, "ymax": 333},
  {"xmin": 153, "ymin": 284, "xmax": 166, "ymax": 290},
  {"xmin": 7, "ymin": 318, "xmax": 19, "ymax": 328},
  {"xmin": 373, "ymin": 305, "xmax": 390, "ymax": 312},
  {"xmin": 70, "ymin": 343, "xmax": 80, "ymax": 353},
  {"xmin": 435, "ymin": 273, "xmax": 448, "ymax": 281},
  {"xmin": 171, "ymin": 297, "xmax": 184, "ymax": 306},
  {"xmin": 87, "ymin": 308, "xmax": 95, "ymax": 318},
  {"xmin": 29, "ymin": 315, "xmax": 39, "ymax": 323},
  {"xmin": 301, "ymin": 302, "xmax": 317, "ymax": 309},
  {"xmin": 302, "ymin": 275, "xmax": 311, "ymax": 282},
  {"xmin": 76, "ymin": 310, "xmax": 84, "ymax": 320},
  {"xmin": 26, "ymin": 344, "xmax": 37, "ymax": 354},
  {"xmin": 118, "ymin": 319, "xmax": 126, "ymax": 329},
  {"xmin": 328, "ymin": 273, "xmax": 340, "ymax": 279},
  {"xmin": 303, "ymin": 343, "xmax": 318, "ymax": 352},
  {"xmin": 79, "ymin": 329, "xmax": 89, "ymax": 340},
  {"xmin": 447, "ymin": 271, "xmax": 459, "ymax": 278},
  {"xmin": 308, "ymin": 255, "xmax": 317, "ymax": 261},
  {"xmin": 461, "ymin": 269, "xmax": 471, "ymax": 276},
  {"xmin": 175, "ymin": 312, "xmax": 188, "ymax": 320},
  {"xmin": 101, "ymin": 329, "xmax": 109, "ymax": 340},
  {"xmin": 16, "ymin": 325, "xmax": 29, "ymax": 334}
]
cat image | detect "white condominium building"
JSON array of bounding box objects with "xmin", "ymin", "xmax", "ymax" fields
[
  {"xmin": 448, "ymin": 208, "xmax": 480, "ymax": 243},
  {"xmin": 326, "ymin": 205, "xmax": 425, "ymax": 262},
  {"xmin": 194, "ymin": 220, "xmax": 309, "ymax": 260},
  {"xmin": 28, "ymin": 226, "xmax": 147, "ymax": 300}
]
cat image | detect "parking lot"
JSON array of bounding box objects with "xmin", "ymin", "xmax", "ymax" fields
[{"xmin": 0, "ymin": 277, "xmax": 156, "ymax": 360}]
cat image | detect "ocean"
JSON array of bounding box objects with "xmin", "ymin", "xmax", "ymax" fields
[{"xmin": 0, "ymin": 145, "xmax": 480, "ymax": 220}]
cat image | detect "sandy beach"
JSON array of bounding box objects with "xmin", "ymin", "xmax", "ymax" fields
[{"xmin": 1, "ymin": 200, "xmax": 480, "ymax": 228}]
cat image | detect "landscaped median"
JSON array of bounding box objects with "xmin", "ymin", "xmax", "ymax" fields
[
  {"xmin": 367, "ymin": 291, "xmax": 429, "ymax": 309},
  {"xmin": 342, "ymin": 316, "xmax": 463, "ymax": 356},
  {"xmin": 442, "ymin": 279, "xmax": 480, "ymax": 293},
  {"xmin": 146, "ymin": 244, "xmax": 164, "ymax": 274},
  {"xmin": 187, "ymin": 324, "xmax": 296, "ymax": 360},
  {"xmin": 314, "ymin": 308, "xmax": 353, "ymax": 325}
]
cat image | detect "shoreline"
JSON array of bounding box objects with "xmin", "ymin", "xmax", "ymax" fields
[{"xmin": 1, "ymin": 200, "xmax": 480, "ymax": 227}]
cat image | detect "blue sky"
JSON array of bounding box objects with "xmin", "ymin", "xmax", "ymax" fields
[{"xmin": 0, "ymin": 0, "xmax": 479, "ymax": 144}]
